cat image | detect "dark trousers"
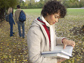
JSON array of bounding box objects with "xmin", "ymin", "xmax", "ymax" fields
[
  {"xmin": 17, "ymin": 21, "xmax": 25, "ymax": 38},
  {"xmin": 9, "ymin": 23, "xmax": 13, "ymax": 36}
]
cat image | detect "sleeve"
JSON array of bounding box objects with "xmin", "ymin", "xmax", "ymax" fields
[
  {"xmin": 15, "ymin": 11, "xmax": 17, "ymax": 23},
  {"xmin": 27, "ymin": 27, "xmax": 57, "ymax": 63},
  {"xmin": 56, "ymin": 36, "xmax": 66, "ymax": 45},
  {"xmin": 9, "ymin": 13, "xmax": 15, "ymax": 24}
]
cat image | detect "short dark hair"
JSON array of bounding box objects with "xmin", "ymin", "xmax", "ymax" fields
[
  {"xmin": 41, "ymin": 1, "xmax": 66, "ymax": 18},
  {"xmin": 17, "ymin": 5, "xmax": 20, "ymax": 8}
]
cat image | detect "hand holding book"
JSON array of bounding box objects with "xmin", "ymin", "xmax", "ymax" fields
[
  {"xmin": 62, "ymin": 39, "xmax": 75, "ymax": 49},
  {"xmin": 42, "ymin": 39, "xmax": 75, "ymax": 59}
]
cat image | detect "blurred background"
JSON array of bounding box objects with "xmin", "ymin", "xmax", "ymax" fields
[
  {"xmin": 0, "ymin": 0, "xmax": 84, "ymax": 21},
  {"xmin": 0, "ymin": 0, "xmax": 84, "ymax": 63}
]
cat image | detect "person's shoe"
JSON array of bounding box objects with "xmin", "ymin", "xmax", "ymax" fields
[
  {"xmin": 13, "ymin": 32, "xmax": 15, "ymax": 34},
  {"xmin": 10, "ymin": 35, "xmax": 14, "ymax": 37},
  {"xmin": 22, "ymin": 37, "xmax": 25, "ymax": 39}
]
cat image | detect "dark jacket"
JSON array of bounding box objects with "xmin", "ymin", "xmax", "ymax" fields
[{"xmin": 9, "ymin": 13, "xmax": 15, "ymax": 24}]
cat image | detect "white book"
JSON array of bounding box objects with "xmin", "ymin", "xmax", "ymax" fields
[{"xmin": 41, "ymin": 46, "xmax": 73, "ymax": 59}]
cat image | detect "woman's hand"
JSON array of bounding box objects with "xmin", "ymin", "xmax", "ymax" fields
[
  {"xmin": 62, "ymin": 39, "xmax": 75, "ymax": 49},
  {"xmin": 13, "ymin": 22, "xmax": 15, "ymax": 25}
]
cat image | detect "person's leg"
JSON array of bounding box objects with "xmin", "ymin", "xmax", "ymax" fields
[
  {"xmin": 18, "ymin": 22, "xmax": 21, "ymax": 37},
  {"xmin": 12, "ymin": 24, "xmax": 15, "ymax": 34},
  {"xmin": 22, "ymin": 22, "xmax": 25, "ymax": 38},
  {"xmin": 10, "ymin": 24, "xmax": 13, "ymax": 36}
]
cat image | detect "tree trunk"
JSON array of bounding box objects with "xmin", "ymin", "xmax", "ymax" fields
[{"xmin": 0, "ymin": 8, "xmax": 5, "ymax": 22}]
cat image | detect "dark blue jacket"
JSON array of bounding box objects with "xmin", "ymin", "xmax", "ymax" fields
[{"xmin": 9, "ymin": 13, "xmax": 15, "ymax": 24}]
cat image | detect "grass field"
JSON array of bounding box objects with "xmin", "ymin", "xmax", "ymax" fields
[
  {"xmin": 21, "ymin": 8, "xmax": 84, "ymax": 15},
  {"xmin": 67, "ymin": 8, "xmax": 84, "ymax": 15},
  {"xmin": 1, "ymin": 8, "xmax": 84, "ymax": 63}
]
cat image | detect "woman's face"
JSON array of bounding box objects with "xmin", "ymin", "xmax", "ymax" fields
[{"xmin": 44, "ymin": 12, "xmax": 60, "ymax": 25}]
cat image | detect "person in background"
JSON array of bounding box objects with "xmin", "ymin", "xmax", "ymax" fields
[
  {"xmin": 8, "ymin": 7, "xmax": 15, "ymax": 37},
  {"xmin": 27, "ymin": 1, "xmax": 75, "ymax": 63},
  {"xmin": 15, "ymin": 5, "xmax": 26, "ymax": 38}
]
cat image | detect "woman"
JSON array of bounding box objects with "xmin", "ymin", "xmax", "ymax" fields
[
  {"xmin": 27, "ymin": 1, "xmax": 75, "ymax": 63},
  {"xmin": 8, "ymin": 7, "xmax": 15, "ymax": 37}
]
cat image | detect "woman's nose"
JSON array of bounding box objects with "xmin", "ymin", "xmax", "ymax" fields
[{"xmin": 56, "ymin": 18, "xmax": 58, "ymax": 22}]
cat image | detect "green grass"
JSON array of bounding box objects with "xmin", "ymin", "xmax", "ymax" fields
[
  {"xmin": 14, "ymin": 8, "xmax": 84, "ymax": 17},
  {"xmin": 67, "ymin": 8, "xmax": 84, "ymax": 16},
  {"xmin": 24, "ymin": 9, "xmax": 41, "ymax": 15},
  {"xmin": 14, "ymin": 9, "xmax": 41, "ymax": 15},
  {"xmin": 19, "ymin": 8, "xmax": 84, "ymax": 16}
]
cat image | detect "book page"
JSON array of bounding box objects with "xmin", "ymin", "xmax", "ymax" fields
[
  {"xmin": 42, "ymin": 53, "xmax": 70, "ymax": 59},
  {"xmin": 54, "ymin": 46, "xmax": 73, "ymax": 56},
  {"xmin": 41, "ymin": 46, "xmax": 73, "ymax": 59}
]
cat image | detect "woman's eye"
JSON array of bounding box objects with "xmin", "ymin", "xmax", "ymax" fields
[{"xmin": 55, "ymin": 16, "xmax": 57, "ymax": 18}]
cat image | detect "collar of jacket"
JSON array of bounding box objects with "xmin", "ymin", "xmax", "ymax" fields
[{"xmin": 40, "ymin": 16, "xmax": 51, "ymax": 27}]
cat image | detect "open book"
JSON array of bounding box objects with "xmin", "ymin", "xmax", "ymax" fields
[{"xmin": 41, "ymin": 46, "xmax": 73, "ymax": 59}]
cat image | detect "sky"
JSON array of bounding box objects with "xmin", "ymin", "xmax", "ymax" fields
[
  {"xmin": 35, "ymin": 0, "xmax": 40, "ymax": 2},
  {"xmin": 23, "ymin": 0, "xmax": 40, "ymax": 2}
]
